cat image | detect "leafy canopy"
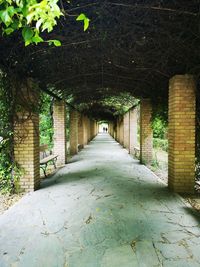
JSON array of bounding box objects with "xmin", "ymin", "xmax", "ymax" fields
[{"xmin": 0, "ymin": 0, "xmax": 89, "ymax": 46}]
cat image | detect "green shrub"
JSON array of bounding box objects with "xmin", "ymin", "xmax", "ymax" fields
[
  {"xmin": 153, "ymin": 138, "xmax": 168, "ymax": 152},
  {"xmin": 152, "ymin": 117, "xmax": 167, "ymax": 139}
]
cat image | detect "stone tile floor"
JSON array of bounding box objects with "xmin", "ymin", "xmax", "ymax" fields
[{"xmin": 0, "ymin": 133, "xmax": 200, "ymax": 267}]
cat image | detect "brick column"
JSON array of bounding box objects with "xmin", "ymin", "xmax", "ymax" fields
[
  {"xmin": 14, "ymin": 82, "xmax": 40, "ymax": 192},
  {"xmin": 78, "ymin": 113, "xmax": 84, "ymax": 149},
  {"xmin": 87, "ymin": 118, "xmax": 91, "ymax": 142},
  {"xmin": 53, "ymin": 100, "xmax": 67, "ymax": 166},
  {"xmin": 116, "ymin": 118, "xmax": 120, "ymax": 142},
  {"xmin": 119, "ymin": 117, "xmax": 124, "ymax": 146},
  {"xmin": 94, "ymin": 121, "xmax": 96, "ymax": 137},
  {"xmin": 129, "ymin": 108, "xmax": 138, "ymax": 154},
  {"xmin": 140, "ymin": 99, "xmax": 153, "ymax": 164},
  {"xmin": 96, "ymin": 121, "xmax": 99, "ymax": 135},
  {"xmin": 83, "ymin": 115, "xmax": 88, "ymax": 145},
  {"xmin": 123, "ymin": 112, "xmax": 130, "ymax": 151},
  {"xmin": 90, "ymin": 119, "xmax": 94, "ymax": 139},
  {"xmin": 109, "ymin": 122, "xmax": 113, "ymax": 136},
  {"xmin": 111, "ymin": 122, "xmax": 113, "ymax": 136},
  {"xmin": 111, "ymin": 122, "xmax": 114, "ymax": 137},
  {"xmin": 70, "ymin": 109, "xmax": 78, "ymax": 155},
  {"xmin": 96, "ymin": 121, "xmax": 98, "ymax": 135},
  {"xmin": 168, "ymin": 75, "xmax": 196, "ymax": 193}
]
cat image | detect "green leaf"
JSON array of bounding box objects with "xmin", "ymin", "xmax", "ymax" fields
[
  {"xmin": 32, "ymin": 35, "xmax": 44, "ymax": 44},
  {"xmin": 36, "ymin": 18, "xmax": 43, "ymax": 31},
  {"xmin": 76, "ymin": 13, "xmax": 86, "ymax": 21},
  {"xmin": 84, "ymin": 18, "xmax": 90, "ymax": 31},
  {"xmin": 26, "ymin": 11, "xmax": 35, "ymax": 24},
  {"xmin": 7, "ymin": 6, "xmax": 16, "ymax": 17},
  {"xmin": 22, "ymin": 27, "xmax": 34, "ymax": 42},
  {"xmin": 3, "ymin": 27, "xmax": 14, "ymax": 35},
  {"xmin": 76, "ymin": 13, "xmax": 90, "ymax": 31},
  {"xmin": 42, "ymin": 21, "xmax": 53, "ymax": 32},
  {"xmin": 11, "ymin": 20, "xmax": 20, "ymax": 30},
  {"xmin": 25, "ymin": 39, "xmax": 32, "ymax": 46},
  {"xmin": 48, "ymin": 40, "xmax": 61, "ymax": 46},
  {"xmin": 0, "ymin": 10, "xmax": 12, "ymax": 26}
]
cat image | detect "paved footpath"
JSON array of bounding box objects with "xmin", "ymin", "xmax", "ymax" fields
[{"xmin": 0, "ymin": 134, "xmax": 200, "ymax": 267}]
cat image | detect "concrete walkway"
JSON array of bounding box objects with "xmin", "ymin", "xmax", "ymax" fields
[{"xmin": 0, "ymin": 134, "xmax": 200, "ymax": 267}]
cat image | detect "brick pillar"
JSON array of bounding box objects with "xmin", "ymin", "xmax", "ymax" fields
[
  {"xmin": 53, "ymin": 100, "xmax": 67, "ymax": 166},
  {"xmin": 111, "ymin": 122, "xmax": 114, "ymax": 137},
  {"xmin": 14, "ymin": 82, "xmax": 40, "ymax": 192},
  {"xmin": 88, "ymin": 118, "xmax": 91, "ymax": 142},
  {"xmin": 94, "ymin": 121, "xmax": 96, "ymax": 137},
  {"xmin": 90, "ymin": 119, "xmax": 94, "ymax": 139},
  {"xmin": 94, "ymin": 121, "xmax": 97, "ymax": 136},
  {"xmin": 109, "ymin": 122, "xmax": 113, "ymax": 136},
  {"xmin": 123, "ymin": 112, "xmax": 130, "ymax": 151},
  {"xmin": 116, "ymin": 118, "xmax": 120, "ymax": 142},
  {"xmin": 111, "ymin": 122, "xmax": 113, "ymax": 136},
  {"xmin": 96, "ymin": 121, "xmax": 99, "ymax": 135},
  {"xmin": 140, "ymin": 99, "xmax": 153, "ymax": 164},
  {"xmin": 70, "ymin": 109, "xmax": 78, "ymax": 155},
  {"xmin": 83, "ymin": 116, "xmax": 88, "ymax": 145},
  {"xmin": 78, "ymin": 113, "xmax": 84, "ymax": 149},
  {"xmin": 129, "ymin": 108, "xmax": 138, "ymax": 154},
  {"xmin": 119, "ymin": 117, "xmax": 124, "ymax": 146},
  {"xmin": 95, "ymin": 121, "xmax": 98, "ymax": 135},
  {"xmin": 168, "ymin": 75, "xmax": 196, "ymax": 193}
]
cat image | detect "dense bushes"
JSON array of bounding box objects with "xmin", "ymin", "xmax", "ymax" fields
[{"xmin": 152, "ymin": 117, "xmax": 167, "ymax": 139}]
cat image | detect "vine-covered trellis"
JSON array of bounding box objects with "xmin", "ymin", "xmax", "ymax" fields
[{"xmin": 0, "ymin": 1, "xmax": 200, "ymax": 180}]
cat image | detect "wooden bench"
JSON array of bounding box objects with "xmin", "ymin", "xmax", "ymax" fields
[
  {"xmin": 134, "ymin": 146, "xmax": 140, "ymax": 158},
  {"xmin": 40, "ymin": 145, "xmax": 58, "ymax": 177}
]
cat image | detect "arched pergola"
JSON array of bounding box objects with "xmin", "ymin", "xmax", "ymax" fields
[{"xmin": 0, "ymin": 1, "xmax": 199, "ymax": 193}]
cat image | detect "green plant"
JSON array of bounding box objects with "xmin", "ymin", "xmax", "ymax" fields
[
  {"xmin": 152, "ymin": 117, "xmax": 167, "ymax": 139},
  {"xmin": 153, "ymin": 138, "xmax": 168, "ymax": 152},
  {"xmin": 39, "ymin": 93, "xmax": 53, "ymax": 148},
  {"xmin": 0, "ymin": 0, "xmax": 89, "ymax": 46}
]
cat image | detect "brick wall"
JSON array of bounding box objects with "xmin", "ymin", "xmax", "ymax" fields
[
  {"xmin": 168, "ymin": 75, "xmax": 196, "ymax": 193},
  {"xmin": 140, "ymin": 99, "xmax": 153, "ymax": 164}
]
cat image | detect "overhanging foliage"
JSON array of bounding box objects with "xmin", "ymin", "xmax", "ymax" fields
[{"xmin": 0, "ymin": 1, "xmax": 200, "ymax": 118}]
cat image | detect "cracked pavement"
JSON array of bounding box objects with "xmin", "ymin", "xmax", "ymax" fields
[{"xmin": 0, "ymin": 133, "xmax": 200, "ymax": 267}]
